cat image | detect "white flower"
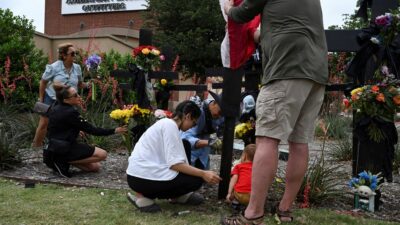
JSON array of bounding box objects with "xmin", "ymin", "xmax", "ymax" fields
[
  {"xmin": 154, "ymin": 109, "xmax": 166, "ymax": 119},
  {"xmin": 381, "ymin": 65, "xmax": 389, "ymax": 75},
  {"xmin": 370, "ymin": 37, "xmax": 380, "ymax": 44}
]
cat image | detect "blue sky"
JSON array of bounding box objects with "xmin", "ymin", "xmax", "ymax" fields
[{"xmin": 0, "ymin": 0, "xmax": 358, "ymax": 33}]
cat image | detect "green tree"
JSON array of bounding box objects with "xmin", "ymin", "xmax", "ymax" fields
[
  {"xmin": 144, "ymin": 0, "xmax": 225, "ymax": 77},
  {"xmin": 0, "ymin": 8, "xmax": 47, "ymax": 106}
]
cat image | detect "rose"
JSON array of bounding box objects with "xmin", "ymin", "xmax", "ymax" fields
[
  {"xmin": 375, "ymin": 14, "xmax": 392, "ymax": 26},
  {"xmin": 141, "ymin": 48, "xmax": 150, "ymax": 55},
  {"xmin": 151, "ymin": 49, "xmax": 160, "ymax": 56},
  {"xmin": 160, "ymin": 79, "xmax": 167, "ymax": 86},
  {"xmin": 393, "ymin": 95, "xmax": 400, "ymax": 105},
  {"xmin": 376, "ymin": 93, "xmax": 385, "ymax": 102}
]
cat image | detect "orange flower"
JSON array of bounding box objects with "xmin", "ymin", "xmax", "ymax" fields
[
  {"xmin": 393, "ymin": 95, "xmax": 400, "ymax": 105},
  {"xmin": 376, "ymin": 93, "xmax": 385, "ymax": 102},
  {"xmin": 371, "ymin": 85, "xmax": 379, "ymax": 93}
]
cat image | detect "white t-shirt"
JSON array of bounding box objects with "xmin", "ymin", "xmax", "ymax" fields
[{"xmin": 126, "ymin": 118, "xmax": 188, "ymax": 181}]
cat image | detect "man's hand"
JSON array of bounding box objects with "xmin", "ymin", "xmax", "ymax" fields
[{"xmin": 224, "ymin": 0, "xmax": 234, "ymax": 15}]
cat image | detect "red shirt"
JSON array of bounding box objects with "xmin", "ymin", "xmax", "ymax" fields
[{"xmin": 231, "ymin": 161, "xmax": 252, "ymax": 193}]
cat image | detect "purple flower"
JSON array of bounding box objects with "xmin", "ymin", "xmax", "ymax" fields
[{"xmin": 85, "ymin": 54, "xmax": 102, "ymax": 70}]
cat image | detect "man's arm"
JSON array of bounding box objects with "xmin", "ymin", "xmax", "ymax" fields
[{"xmin": 224, "ymin": 0, "xmax": 266, "ymax": 23}]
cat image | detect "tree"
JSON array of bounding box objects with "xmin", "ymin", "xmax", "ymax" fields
[
  {"xmin": 0, "ymin": 9, "xmax": 47, "ymax": 105},
  {"xmin": 144, "ymin": 0, "xmax": 225, "ymax": 77}
]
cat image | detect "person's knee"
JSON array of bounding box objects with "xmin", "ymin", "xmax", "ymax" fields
[{"xmin": 94, "ymin": 148, "xmax": 107, "ymax": 161}]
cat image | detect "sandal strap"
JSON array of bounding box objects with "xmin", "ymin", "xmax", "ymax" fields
[
  {"xmin": 221, "ymin": 213, "xmax": 264, "ymax": 225},
  {"xmin": 239, "ymin": 213, "xmax": 264, "ymax": 224},
  {"xmin": 276, "ymin": 209, "xmax": 293, "ymax": 222}
]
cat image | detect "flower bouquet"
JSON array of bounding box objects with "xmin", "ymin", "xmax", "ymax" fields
[
  {"xmin": 154, "ymin": 109, "xmax": 173, "ymax": 120},
  {"xmin": 110, "ymin": 104, "xmax": 153, "ymax": 153},
  {"xmin": 347, "ymin": 68, "xmax": 400, "ymax": 142},
  {"xmin": 154, "ymin": 79, "xmax": 174, "ymax": 92},
  {"xmin": 85, "ymin": 54, "xmax": 102, "ymax": 101},
  {"xmin": 234, "ymin": 121, "xmax": 255, "ymax": 146},
  {"xmin": 348, "ymin": 170, "xmax": 381, "ymax": 192},
  {"xmin": 154, "ymin": 78, "xmax": 174, "ymax": 110},
  {"xmin": 349, "ymin": 171, "xmax": 382, "ymax": 212},
  {"xmin": 132, "ymin": 45, "xmax": 164, "ymax": 72}
]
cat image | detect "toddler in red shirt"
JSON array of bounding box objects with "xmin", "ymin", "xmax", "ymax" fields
[{"xmin": 226, "ymin": 144, "xmax": 256, "ymax": 208}]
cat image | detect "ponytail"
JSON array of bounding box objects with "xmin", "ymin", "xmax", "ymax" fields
[
  {"xmin": 173, "ymin": 100, "xmax": 201, "ymax": 120},
  {"xmin": 53, "ymin": 82, "xmax": 72, "ymax": 103}
]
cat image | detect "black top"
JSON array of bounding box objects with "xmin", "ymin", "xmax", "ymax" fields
[{"xmin": 48, "ymin": 102, "xmax": 115, "ymax": 143}]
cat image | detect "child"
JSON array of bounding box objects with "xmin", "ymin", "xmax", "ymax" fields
[{"xmin": 226, "ymin": 144, "xmax": 256, "ymax": 210}]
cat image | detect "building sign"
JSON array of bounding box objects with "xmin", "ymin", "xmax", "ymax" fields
[{"xmin": 61, "ymin": 0, "xmax": 148, "ymax": 14}]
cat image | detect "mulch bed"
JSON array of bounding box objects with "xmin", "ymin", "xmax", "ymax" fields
[{"xmin": 1, "ymin": 148, "xmax": 399, "ymax": 222}]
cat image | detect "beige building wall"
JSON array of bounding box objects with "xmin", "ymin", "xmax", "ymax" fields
[{"xmin": 33, "ymin": 27, "xmax": 139, "ymax": 61}]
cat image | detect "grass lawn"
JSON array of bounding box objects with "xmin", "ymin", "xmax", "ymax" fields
[{"xmin": 0, "ymin": 178, "xmax": 399, "ymax": 225}]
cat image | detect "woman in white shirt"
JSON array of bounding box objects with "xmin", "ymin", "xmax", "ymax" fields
[{"xmin": 126, "ymin": 100, "xmax": 222, "ymax": 213}]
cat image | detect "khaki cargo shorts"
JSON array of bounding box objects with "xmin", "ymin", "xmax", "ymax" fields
[{"xmin": 255, "ymin": 79, "xmax": 325, "ymax": 143}]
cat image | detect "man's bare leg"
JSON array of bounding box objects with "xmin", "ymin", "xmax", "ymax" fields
[
  {"xmin": 279, "ymin": 141, "xmax": 309, "ymax": 220},
  {"xmin": 244, "ymin": 136, "xmax": 279, "ymax": 219}
]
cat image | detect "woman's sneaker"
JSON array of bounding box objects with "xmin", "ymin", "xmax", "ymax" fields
[{"xmin": 53, "ymin": 161, "xmax": 71, "ymax": 178}]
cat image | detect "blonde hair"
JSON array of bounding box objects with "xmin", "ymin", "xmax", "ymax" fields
[
  {"xmin": 242, "ymin": 144, "xmax": 256, "ymax": 162},
  {"xmin": 57, "ymin": 43, "xmax": 74, "ymax": 60}
]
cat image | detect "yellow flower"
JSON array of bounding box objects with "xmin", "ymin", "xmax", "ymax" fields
[
  {"xmin": 160, "ymin": 79, "xmax": 167, "ymax": 86},
  {"xmin": 142, "ymin": 48, "xmax": 150, "ymax": 55},
  {"xmin": 151, "ymin": 49, "xmax": 160, "ymax": 56},
  {"xmin": 350, "ymin": 87, "xmax": 363, "ymax": 96}
]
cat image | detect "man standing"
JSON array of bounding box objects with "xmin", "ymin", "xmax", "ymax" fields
[
  {"xmin": 181, "ymin": 91, "xmax": 224, "ymax": 170},
  {"xmin": 222, "ymin": 0, "xmax": 328, "ymax": 224}
]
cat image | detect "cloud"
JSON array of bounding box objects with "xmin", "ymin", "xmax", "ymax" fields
[{"xmin": 0, "ymin": 0, "xmax": 45, "ymax": 32}]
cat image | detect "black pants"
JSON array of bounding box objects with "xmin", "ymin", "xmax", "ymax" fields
[
  {"xmin": 127, "ymin": 173, "xmax": 203, "ymax": 199},
  {"xmin": 126, "ymin": 139, "xmax": 203, "ymax": 199}
]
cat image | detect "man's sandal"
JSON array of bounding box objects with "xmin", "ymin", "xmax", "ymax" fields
[
  {"xmin": 220, "ymin": 212, "xmax": 264, "ymax": 225},
  {"xmin": 272, "ymin": 203, "xmax": 293, "ymax": 223}
]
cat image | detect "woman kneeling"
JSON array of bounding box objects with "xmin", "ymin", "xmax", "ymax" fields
[
  {"xmin": 44, "ymin": 83, "xmax": 127, "ymax": 177},
  {"xmin": 126, "ymin": 100, "xmax": 222, "ymax": 213}
]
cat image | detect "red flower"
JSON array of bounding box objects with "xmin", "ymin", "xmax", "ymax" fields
[{"xmin": 371, "ymin": 85, "xmax": 379, "ymax": 93}]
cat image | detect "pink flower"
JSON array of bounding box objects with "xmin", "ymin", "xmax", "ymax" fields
[
  {"xmin": 159, "ymin": 55, "xmax": 165, "ymax": 61},
  {"xmin": 375, "ymin": 15, "xmax": 391, "ymax": 26}
]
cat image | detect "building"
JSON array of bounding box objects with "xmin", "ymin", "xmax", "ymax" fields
[{"xmin": 35, "ymin": 0, "xmax": 147, "ymax": 60}]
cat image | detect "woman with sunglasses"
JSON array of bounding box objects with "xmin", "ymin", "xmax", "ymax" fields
[
  {"xmin": 43, "ymin": 83, "xmax": 127, "ymax": 177},
  {"xmin": 126, "ymin": 100, "xmax": 222, "ymax": 213},
  {"xmin": 33, "ymin": 43, "xmax": 88, "ymax": 149}
]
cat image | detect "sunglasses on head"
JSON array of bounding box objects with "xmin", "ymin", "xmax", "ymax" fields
[{"xmin": 66, "ymin": 93, "xmax": 79, "ymax": 99}]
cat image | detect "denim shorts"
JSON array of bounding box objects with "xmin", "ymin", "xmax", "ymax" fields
[{"xmin": 43, "ymin": 92, "xmax": 56, "ymax": 105}]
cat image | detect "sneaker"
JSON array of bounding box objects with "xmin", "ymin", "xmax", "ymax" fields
[
  {"xmin": 127, "ymin": 193, "xmax": 161, "ymax": 213},
  {"xmin": 53, "ymin": 161, "xmax": 71, "ymax": 178},
  {"xmin": 171, "ymin": 192, "xmax": 204, "ymax": 205}
]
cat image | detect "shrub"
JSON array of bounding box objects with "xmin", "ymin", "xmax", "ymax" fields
[
  {"xmin": 298, "ymin": 157, "xmax": 346, "ymax": 205},
  {"xmin": 315, "ymin": 115, "xmax": 352, "ymax": 139},
  {"xmin": 0, "ymin": 129, "xmax": 21, "ymax": 170},
  {"xmin": 329, "ymin": 137, "xmax": 353, "ymax": 162}
]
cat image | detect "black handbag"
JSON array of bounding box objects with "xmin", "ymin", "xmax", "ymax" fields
[
  {"xmin": 33, "ymin": 101, "xmax": 51, "ymax": 116},
  {"xmin": 48, "ymin": 138, "xmax": 71, "ymax": 155}
]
